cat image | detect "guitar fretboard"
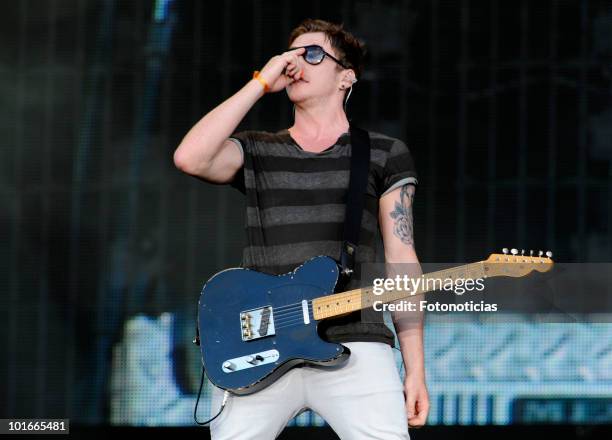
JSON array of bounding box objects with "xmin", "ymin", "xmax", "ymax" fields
[{"xmin": 311, "ymin": 262, "xmax": 485, "ymax": 320}]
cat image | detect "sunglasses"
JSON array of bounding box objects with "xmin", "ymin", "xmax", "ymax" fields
[{"xmin": 288, "ymin": 44, "xmax": 349, "ymax": 69}]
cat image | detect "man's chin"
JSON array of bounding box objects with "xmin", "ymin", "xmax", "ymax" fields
[{"xmin": 286, "ymin": 92, "xmax": 309, "ymax": 103}]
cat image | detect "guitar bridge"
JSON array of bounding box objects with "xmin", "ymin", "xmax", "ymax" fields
[{"xmin": 240, "ymin": 306, "xmax": 275, "ymax": 341}]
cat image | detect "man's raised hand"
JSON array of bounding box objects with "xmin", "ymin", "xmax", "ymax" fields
[{"xmin": 256, "ymin": 47, "xmax": 306, "ymax": 93}]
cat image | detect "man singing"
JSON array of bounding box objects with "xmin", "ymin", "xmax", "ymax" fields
[{"xmin": 174, "ymin": 18, "xmax": 429, "ymax": 440}]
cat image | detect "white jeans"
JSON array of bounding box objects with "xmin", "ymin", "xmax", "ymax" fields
[{"xmin": 209, "ymin": 341, "xmax": 409, "ymax": 440}]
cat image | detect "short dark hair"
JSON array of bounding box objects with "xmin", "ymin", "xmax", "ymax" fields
[{"xmin": 288, "ymin": 18, "xmax": 367, "ymax": 80}]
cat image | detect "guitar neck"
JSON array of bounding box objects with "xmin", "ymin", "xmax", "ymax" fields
[{"xmin": 311, "ymin": 262, "xmax": 486, "ymax": 320}]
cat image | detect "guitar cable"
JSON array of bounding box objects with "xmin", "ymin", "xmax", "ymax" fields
[{"xmin": 194, "ymin": 365, "xmax": 230, "ymax": 426}]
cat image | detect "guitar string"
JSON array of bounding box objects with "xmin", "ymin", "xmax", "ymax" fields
[
  {"xmin": 253, "ymin": 303, "xmax": 314, "ymax": 328},
  {"xmin": 270, "ymin": 302, "xmax": 308, "ymax": 315},
  {"xmin": 273, "ymin": 299, "xmax": 320, "ymax": 312},
  {"xmin": 270, "ymin": 287, "xmax": 364, "ymax": 312},
  {"xmin": 275, "ymin": 311, "xmax": 309, "ymax": 323},
  {"xmin": 258, "ymin": 305, "xmax": 362, "ymax": 330},
  {"xmin": 246, "ymin": 290, "xmax": 385, "ymax": 329},
  {"xmin": 268, "ymin": 305, "xmax": 308, "ymax": 321},
  {"xmin": 275, "ymin": 319, "xmax": 307, "ymax": 330},
  {"xmin": 257, "ymin": 296, "xmax": 360, "ymax": 326},
  {"xmin": 273, "ymin": 305, "xmax": 325, "ymax": 329},
  {"xmin": 275, "ymin": 309, "xmax": 314, "ymax": 328},
  {"xmin": 244, "ymin": 292, "xmax": 368, "ymax": 329},
  {"xmin": 247, "ymin": 313, "xmax": 303, "ymax": 331},
  {"xmin": 273, "ymin": 301, "xmax": 351, "ymax": 323},
  {"xmin": 272, "ymin": 304, "xmax": 313, "ymax": 324},
  {"xmin": 272, "ymin": 290, "xmax": 363, "ymax": 315},
  {"xmin": 272, "ymin": 296, "xmax": 356, "ymax": 319}
]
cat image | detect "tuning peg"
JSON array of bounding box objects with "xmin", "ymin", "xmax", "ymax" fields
[
  {"xmin": 502, "ymin": 248, "xmax": 509, "ymax": 254},
  {"xmin": 511, "ymin": 248, "xmax": 518, "ymax": 255},
  {"xmin": 538, "ymin": 250, "xmax": 543, "ymax": 257},
  {"xmin": 521, "ymin": 249, "xmax": 525, "ymax": 255},
  {"xmin": 530, "ymin": 250, "xmax": 534, "ymax": 256},
  {"xmin": 546, "ymin": 251, "xmax": 553, "ymax": 258}
]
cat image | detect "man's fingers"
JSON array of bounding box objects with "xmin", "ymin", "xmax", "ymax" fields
[
  {"xmin": 284, "ymin": 46, "xmax": 305, "ymax": 55},
  {"xmin": 283, "ymin": 64, "xmax": 297, "ymax": 78},
  {"xmin": 407, "ymin": 399, "xmax": 429, "ymax": 428},
  {"xmin": 405, "ymin": 396, "xmax": 416, "ymax": 418},
  {"xmin": 289, "ymin": 52, "xmax": 303, "ymax": 70},
  {"xmin": 287, "ymin": 47, "xmax": 306, "ymax": 56},
  {"xmin": 286, "ymin": 52, "xmax": 300, "ymax": 66},
  {"xmin": 290, "ymin": 61, "xmax": 301, "ymax": 76},
  {"xmin": 285, "ymin": 56, "xmax": 300, "ymax": 74},
  {"xmin": 408, "ymin": 412, "xmax": 427, "ymax": 428},
  {"xmin": 286, "ymin": 64, "xmax": 302, "ymax": 80}
]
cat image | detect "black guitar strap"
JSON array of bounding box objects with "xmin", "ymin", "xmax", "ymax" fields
[{"xmin": 339, "ymin": 123, "xmax": 371, "ymax": 283}]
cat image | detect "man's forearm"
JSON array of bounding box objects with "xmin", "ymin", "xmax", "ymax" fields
[
  {"xmin": 395, "ymin": 311, "xmax": 425, "ymax": 377},
  {"xmin": 174, "ymin": 79, "xmax": 264, "ymax": 167},
  {"xmin": 387, "ymin": 252, "xmax": 425, "ymax": 377}
]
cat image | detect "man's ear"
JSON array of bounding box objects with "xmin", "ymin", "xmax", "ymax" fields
[
  {"xmin": 345, "ymin": 70, "xmax": 357, "ymax": 83},
  {"xmin": 340, "ymin": 70, "xmax": 358, "ymax": 89}
]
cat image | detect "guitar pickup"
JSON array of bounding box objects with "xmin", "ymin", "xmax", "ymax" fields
[{"xmin": 240, "ymin": 306, "xmax": 276, "ymax": 341}]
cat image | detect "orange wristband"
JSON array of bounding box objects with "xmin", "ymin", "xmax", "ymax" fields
[{"xmin": 252, "ymin": 70, "xmax": 270, "ymax": 93}]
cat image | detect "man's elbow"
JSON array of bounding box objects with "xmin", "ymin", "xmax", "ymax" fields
[
  {"xmin": 173, "ymin": 148, "xmax": 209, "ymax": 176},
  {"xmin": 173, "ymin": 148, "xmax": 189, "ymax": 172}
]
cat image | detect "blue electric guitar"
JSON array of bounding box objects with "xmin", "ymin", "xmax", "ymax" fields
[{"xmin": 197, "ymin": 249, "xmax": 553, "ymax": 395}]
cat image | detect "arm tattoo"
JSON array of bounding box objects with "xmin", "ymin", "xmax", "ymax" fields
[{"xmin": 389, "ymin": 184, "xmax": 415, "ymax": 246}]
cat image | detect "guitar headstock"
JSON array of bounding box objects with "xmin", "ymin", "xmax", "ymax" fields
[{"xmin": 483, "ymin": 248, "xmax": 554, "ymax": 278}]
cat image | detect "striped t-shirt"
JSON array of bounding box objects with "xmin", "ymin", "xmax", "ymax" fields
[{"xmin": 227, "ymin": 127, "xmax": 418, "ymax": 346}]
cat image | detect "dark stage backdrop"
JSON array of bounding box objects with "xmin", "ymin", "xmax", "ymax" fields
[{"xmin": 1, "ymin": 0, "xmax": 612, "ymax": 429}]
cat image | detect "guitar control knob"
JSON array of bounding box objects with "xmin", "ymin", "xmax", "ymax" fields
[{"xmin": 223, "ymin": 361, "xmax": 236, "ymax": 371}]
